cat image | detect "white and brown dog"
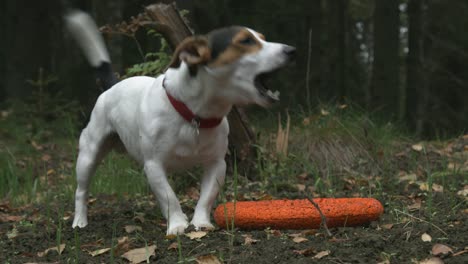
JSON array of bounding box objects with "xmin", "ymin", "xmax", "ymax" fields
[{"xmin": 65, "ymin": 10, "xmax": 295, "ymax": 235}]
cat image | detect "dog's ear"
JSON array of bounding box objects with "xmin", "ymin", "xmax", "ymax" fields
[{"xmin": 167, "ymin": 36, "xmax": 211, "ymax": 76}]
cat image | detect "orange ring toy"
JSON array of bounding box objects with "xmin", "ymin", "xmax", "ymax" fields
[{"xmin": 214, "ymin": 198, "xmax": 384, "ymax": 230}]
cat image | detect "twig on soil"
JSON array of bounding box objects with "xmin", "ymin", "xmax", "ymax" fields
[
  {"xmin": 305, "ymin": 188, "xmax": 332, "ymax": 237},
  {"xmin": 394, "ymin": 209, "xmax": 447, "ymax": 236}
]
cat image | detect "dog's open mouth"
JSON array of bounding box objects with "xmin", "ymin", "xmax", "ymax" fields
[{"xmin": 254, "ymin": 70, "xmax": 281, "ymax": 102}]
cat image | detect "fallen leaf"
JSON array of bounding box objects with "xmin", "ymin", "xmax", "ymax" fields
[
  {"xmin": 7, "ymin": 227, "xmax": 18, "ymax": 239},
  {"xmin": 165, "ymin": 234, "xmax": 177, "ymax": 240},
  {"xmin": 412, "ymin": 144, "xmax": 424, "ymax": 152},
  {"xmin": 89, "ymin": 248, "xmax": 111, "ymax": 257},
  {"xmin": 185, "ymin": 231, "xmax": 207, "ymax": 240},
  {"xmin": 114, "ymin": 236, "xmax": 131, "ymax": 256},
  {"xmin": 419, "ymin": 182, "xmax": 429, "ymax": 191},
  {"xmin": 457, "ymin": 186, "xmax": 468, "ymax": 197},
  {"xmin": 408, "ymin": 200, "xmax": 422, "ymax": 211},
  {"xmin": 431, "ymin": 244, "xmax": 453, "ymax": 256},
  {"xmin": 37, "ymin": 244, "xmax": 66, "ymax": 257},
  {"xmin": 41, "ymin": 154, "xmax": 51, "ymax": 162},
  {"xmin": 398, "ymin": 173, "xmax": 417, "ymax": 182},
  {"xmin": 381, "ymin": 223, "xmax": 394, "ymax": 230},
  {"xmin": 418, "ymin": 257, "xmax": 444, "ymax": 264},
  {"xmin": 432, "ymin": 184, "xmax": 444, "ymax": 193},
  {"xmin": 293, "ymin": 247, "xmax": 316, "ymax": 256},
  {"xmin": 124, "ymin": 225, "xmax": 142, "ymax": 233},
  {"xmin": 0, "ymin": 213, "xmax": 24, "ymax": 222},
  {"xmin": 196, "ymin": 254, "xmax": 222, "ymax": 264},
  {"xmin": 320, "ymin": 109, "xmax": 330, "ymax": 116},
  {"xmin": 133, "ymin": 213, "xmax": 145, "ymax": 223},
  {"xmin": 421, "ymin": 233, "xmax": 432, "ymax": 242},
  {"xmin": 296, "ymin": 184, "xmax": 306, "ymax": 192},
  {"xmin": 186, "ymin": 187, "xmax": 200, "ymax": 200},
  {"xmin": 121, "ymin": 245, "xmax": 156, "ymax": 264},
  {"xmin": 167, "ymin": 242, "xmax": 178, "ymax": 250},
  {"xmin": 292, "ymin": 237, "xmax": 308, "ymax": 243},
  {"xmin": 242, "ymin": 234, "xmax": 259, "ymax": 245},
  {"xmin": 313, "ymin": 250, "xmax": 330, "ymax": 259},
  {"xmin": 338, "ymin": 104, "xmax": 348, "ymax": 109}
]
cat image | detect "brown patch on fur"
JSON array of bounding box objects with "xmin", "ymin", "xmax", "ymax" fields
[
  {"xmin": 167, "ymin": 36, "xmax": 211, "ymax": 76},
  {"xmin": 208, "ymin": 29, "xmax": 262, "ymax": 67},
  {"xmin": 257, "ymin": 33, "xmax": 266, "ymax": 40}
]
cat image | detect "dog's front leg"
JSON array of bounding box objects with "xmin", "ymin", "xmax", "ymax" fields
[
  {"xmin": 191, "ymin": 159, "xmax": 226, "ymax": 230},
  {"xmin": 144, "ymin": 160, "xmax": 188, "ymax": 235}
]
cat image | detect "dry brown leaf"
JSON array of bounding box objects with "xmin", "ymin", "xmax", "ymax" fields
[
  {"xmin": 457, "ymin": 186, "xmax": 468, "ymax": 197},
  {"xmin": 292, "ymin": 237, "xmax": 309, "ymax": 243},
  {"xmin": 41, "ymin": 154, "xmax": 51, "ymax": 162},
  {"xmin": 167, "ymin": 242, "xmax": 178, "ymax": 250},
  {"xmin": 381, "ymin": 223, "xmax": 394, "ymax": 230},
  {"xmin": 408, "ymin": 200, "xmax": 422, "ymax": 211},
  {"xmin": 133, "ymin": 213, "xmax": 145, "ymax": 223},
  {"xmin": 242, "ymin": 234, "xmax": 259, "ymax": 245},
  {"xmin": 421, "ymin": 233, "xmax": 432, "ymax": 242},
  {"xmin": 196, "ymin": 254, "xmax": 222, "ymax": 264},
  {"xmin": 412, "ymin": 144, "xmax": 424, "ymax": 152},
  {"xmin": 313, "ymin": 250, "xmax": 330, "ymax": 259},
  {"xmin": 293, "ymin": 247, "xmax": 316, "ymax": 256},
  {"xmin": 124, "ymin": 225, "xmax": 142, "ymax": 233},
  {"xmin": 432, "ymin": 244, "xmax": 453, "ymax": 256},
  {"xmin": 37, "ymin": 244, "xmax": 66, "ymax": 257},
  {"xmin": 418, "ymin": 257, "xmax": 444, "ymax": 264},
  {"xmin": 0, "ymin": 213, "xmax": 24, "ymax": 222},
  {"xmin": 398, "ymin": 173, "xmax": 417, "ymax": 182},
  {"xmin": 296, "ymin": 184, "xmax": 306, "ymax": 192},
  {"xmin": 114, "ymin": 236, "xmax": 131, "ymax": 256},
  {"xmin": 185, "ymin": 231, "xmax": 207, "ymax": 240},
  {"xmin": 432, "ymin": 184, "xmax": 444, "ymax": 193},
  {"xmin": 121, "ymin": 245, "xmax": 156, "ymax": 264},
  {"xmin": 89, "ymin": 248, "xmax": 111, "ymax": 257}
]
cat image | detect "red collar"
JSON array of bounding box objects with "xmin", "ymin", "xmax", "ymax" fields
[{"xmin": 163, "ymin": 80, "xmax": 223, "ymax": 129}]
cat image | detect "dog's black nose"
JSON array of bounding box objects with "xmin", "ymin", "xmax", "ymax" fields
[{"xmin": 283, "ymin": 45, "xmax": 296, "ymax": 60}]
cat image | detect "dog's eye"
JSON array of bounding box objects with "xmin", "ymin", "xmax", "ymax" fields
[{"xmin": 239, "ymin": 36, "xmax": 256, "ymax": 46}]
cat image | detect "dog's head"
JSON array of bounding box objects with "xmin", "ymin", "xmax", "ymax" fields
[{"xmin": 167, "ymin": 26, "xmax": 295, "ymax": 107}]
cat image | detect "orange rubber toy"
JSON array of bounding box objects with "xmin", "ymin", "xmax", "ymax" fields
[{"xmin": 214, "ymin": 198, "xmax": 384, "ymax": 230}]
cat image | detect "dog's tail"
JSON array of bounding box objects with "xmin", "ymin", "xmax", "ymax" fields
[{"xmin": 64, "ymin": 10, "xmax": 118, "ymax": 90}]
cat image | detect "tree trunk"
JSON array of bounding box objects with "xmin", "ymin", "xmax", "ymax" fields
[
  {"xmin": 370, "ymin": 0, "xmax": 400, "ymax": 115},
  {"xmin": 406, "ymin": 0, "xmax": 424, "ymax": 133},
  {"xmin": 145, "ymin": 3, "xmax": 257, "ymax": 174}
]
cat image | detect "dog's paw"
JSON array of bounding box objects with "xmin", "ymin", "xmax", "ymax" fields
[
  {"xmin": 72, "ymin": 214, "xmax": 88, "ymax": 228},
  {"xmin": 167, "ymin": 214, "xmax": 189, "ymax": 235}
]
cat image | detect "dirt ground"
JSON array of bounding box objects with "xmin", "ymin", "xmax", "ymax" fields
[{"xmin": 1, "ymin": 137, "xmax": 467, "ymax": 264}]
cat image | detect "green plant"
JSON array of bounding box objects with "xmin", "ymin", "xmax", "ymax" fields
[{"xmin": 124, "ymin": 31, "xmax": 171, "ymax": 78}]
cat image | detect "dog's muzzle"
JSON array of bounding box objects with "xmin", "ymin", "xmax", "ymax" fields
[{"xmin": 254, "ymin": 45, "xmax": 296, "ymax": 103}]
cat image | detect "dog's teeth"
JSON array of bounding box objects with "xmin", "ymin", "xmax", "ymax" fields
[{"xmin": 266, "ymin": 90, "xmax": 280, "ymax": 100}]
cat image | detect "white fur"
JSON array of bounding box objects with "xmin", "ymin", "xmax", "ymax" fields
[
  {"xmin": 70, "ymin": 19, "xmax": 293, "ymax": 234},
  {"xmin": 64, "ymin": 10, "xmax": 111, "ymax": 67}
]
